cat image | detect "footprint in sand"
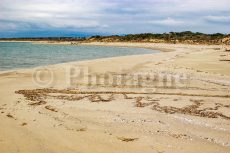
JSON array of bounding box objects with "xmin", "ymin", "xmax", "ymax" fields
[
  {"xmin": 117, "ymin": 137, "xmax": 138, "ymax": 142},
  {"xmin": 6, "ymin": 114, "xmax": 15, "ymax": 119},
  {"xmin": 21, "ymin": 122, "xmax": 27, "ymax": 126},
  {"xmin": 44, "ymin": 105, "xmax": 58, "ymax": 112}
]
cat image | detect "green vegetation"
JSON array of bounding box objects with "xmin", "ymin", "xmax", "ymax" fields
[
  {"xmin": 88, "ymin": 31, "xmax": 230, "ymax": 44},
  {"xmin": 1, "ymin": 31, "xmax": 230, "ymax": 45}
]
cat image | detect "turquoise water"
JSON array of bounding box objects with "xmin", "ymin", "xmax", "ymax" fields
[{"xmin": 0, "ymin": 42, "xmax": 157, "ymax": 71}]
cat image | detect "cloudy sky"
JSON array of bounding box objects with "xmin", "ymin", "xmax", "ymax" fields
[{"xmin": 0, "ymin": 0, "xmax": 230, "ymax": 37}]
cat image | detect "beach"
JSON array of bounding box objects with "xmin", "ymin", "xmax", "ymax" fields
[{"xmin": 0, "ymin": 42, "xmax": 230, "ymax": 153}]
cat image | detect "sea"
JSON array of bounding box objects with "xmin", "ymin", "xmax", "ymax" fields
[{"xmin": 0, "ymin": 42, "xmax": 157, "ymax": 71}]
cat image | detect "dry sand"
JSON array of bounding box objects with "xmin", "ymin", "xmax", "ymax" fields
[{"xmin": 0, "ymin": 42, "xmax": 230, "ymax": 153}]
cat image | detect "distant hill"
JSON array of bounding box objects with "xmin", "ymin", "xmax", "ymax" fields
[
  {"xmin": 87, "ymin": 31, "xmax": 230, "ymax": 45},
  {"xmin": 1, "ymin": 31, "xmax": 230, "ymax": 45}
]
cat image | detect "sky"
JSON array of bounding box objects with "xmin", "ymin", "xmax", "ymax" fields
[{"xmin": 0, "ymin": 0, "xmax": 230, "ymax": 37}]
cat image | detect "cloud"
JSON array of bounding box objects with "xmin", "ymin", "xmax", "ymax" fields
[
  {"xmin": 0, "ymin": 20, "xmax": 32, "ymax": 31},
  {"xmin": 151, "ymin": 0, "xmax": 230, "ymax": 14},
  {"xmin": 204, "ymin": 15, "xmax": 230, "ymax": 24},
  {"xmin": 149, "ymin": 18, "xmax": 185, "ymax": 26},
  {"xmin": 0, "ymin": 0, "xmax": 111, "ymax": 30},
  {"xmin": 0, "ymin": 0, "xmax": 230, "ymax": 36}
]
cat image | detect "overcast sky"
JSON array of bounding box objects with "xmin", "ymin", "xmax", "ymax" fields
[{"xmin": 0, "ymin": 0, "xmax": 230, "ymax": 37}]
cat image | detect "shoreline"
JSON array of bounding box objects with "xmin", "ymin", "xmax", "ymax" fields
[
  {"xmin": 2, "ymin": 40, "xmax": 227, "ymax": 75},
  {"xmin": 0, "ymin": 40, "xmax": 175, "ymax": 52},
  {"xmin": 0, "ymin": 52, "xmax": 159, "ymax": 74},
  {"xmin": 0, "ymin": 43, "xmax": 161, "ymax": 74}
]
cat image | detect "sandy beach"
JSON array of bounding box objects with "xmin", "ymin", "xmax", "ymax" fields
[{"xmin": 0, "ymin": 42, "xmax": 230, "ymax": 153}]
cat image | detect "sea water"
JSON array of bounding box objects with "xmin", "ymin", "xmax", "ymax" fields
[{"xmin": 0, "ymin": 42, "xmax": 157, "ymax": 71}]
